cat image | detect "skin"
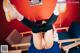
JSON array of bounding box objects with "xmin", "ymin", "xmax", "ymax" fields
[
  {"xmin": 32, "ymin": 29, "xmax": 54, "ymax": 50},
  {"xmin": 32, "ymin": 32, "xmax": 44, "ymax": 49}
]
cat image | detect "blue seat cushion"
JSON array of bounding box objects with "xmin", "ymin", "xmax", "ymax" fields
[
  {"xmin": 68, "ymin": 22, "xmax": 80, "ymax": 38},
  {"xmin": 28, "ymin": 38, "xmax": 60, "ymax": 53},
  {"xmin": 58, "ymin": 32, "xmax": 73, "ymax": 46}
]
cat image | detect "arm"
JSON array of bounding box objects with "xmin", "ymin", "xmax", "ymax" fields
[
  {"xmin": 46, "ymin": 14, "xmax": 58, "ymax": 27},
  {"xmin": 46, "ymin": 0, "xmax": 67, "ymax": 25},
  {"xmin": 31, "ymin": 14, "xmax": 58, "ymax": 33},
  {"xmin": 21, "ymin": 17, "xmax": 35, "ymax": 28},
  {"xmin": 43, "ymin": 0, "xmax": 67, "ymax": 31}
]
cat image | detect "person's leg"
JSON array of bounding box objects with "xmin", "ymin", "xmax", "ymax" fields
[
  {"xmin": 44, "ymin": 29, "xmax": 54, "ymax": 49},
  {"xmin": 32, "ymin": 32, "xmax": 44, "ymax": 50},
  {"xmin": 41, "ymin": 14, "xmax": 58, "ymax": 49},
  {"xmin": 40, "ymin": 14, "xmax": 57, "ymax": 49},
  {"xmin": 53, "ymin": 26, "xmax": 59, "ymax": 42},
  {"xmin": 28, "ymin": 37, "xmax": 45, "ymax": 53}
]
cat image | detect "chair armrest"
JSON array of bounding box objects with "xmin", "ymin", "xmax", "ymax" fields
[
  {"xmin": 11, "ymin": 43, "xmax": 31, "ymax": 47},
  {"xmin": 58, "ymin": 38, "xmax": 80, "ymax": 48},
  {"xmin": 20, "ymin": 31, "xmax": 32, "ymax": 35},
  {"xmin": 58, "ymin": 38, "xmax": 80, "ymax": 53},
  {"xmin": 20, "ymin": 31, "xmax": 32, "ymax": 37},
  {"xmin": 62, "ymin": 42, "xmax": 80, "ymax": 50},
  {"xmin": 58, "ymin": 38, "xmax": 80, "ymax": 43},
  {"xmin": 56, "ymin": 27, "xmax": 69, "ymax": 31},
  {"xmin": 11, "ymin": 38, "xmax": 80, "ymax": 47}
]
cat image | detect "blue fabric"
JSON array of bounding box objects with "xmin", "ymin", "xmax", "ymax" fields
[
  {"xmin": 58, "ymin": 32, "xmax": 73, "ymax": 46},
  {"xmin": 58, "ymin": 32, "xmax": 71, "ymax": 40},
  {"xmin": 28, "ymin": 38, "xmax": 60, "ymax": 53}
]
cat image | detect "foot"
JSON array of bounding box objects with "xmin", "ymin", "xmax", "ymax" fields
[
  {"xmin": 3, "ymin": 0, "xmax": 23, "ymax": 22},
  {"xmin": 54, "ymin": 0, "xmax": 67, "ymax": 15},
  {"xmin": 57, "ymin": 0, "xmax": 67, "ymax": 13}
]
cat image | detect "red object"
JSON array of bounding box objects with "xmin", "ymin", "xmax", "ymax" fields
[{"xmin": 10, "ymin": 0, "xmax": 57, "ymax": 21}]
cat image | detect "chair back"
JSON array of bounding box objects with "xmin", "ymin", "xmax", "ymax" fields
[{"xmin": 5, "ymin": 29, "xmax": 22, "ymax": 45}]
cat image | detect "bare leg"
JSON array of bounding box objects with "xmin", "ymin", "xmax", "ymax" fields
[
  {"xmin": 32, "ymin": 29, "xmax": 56, "ymax": 50},
  {"xmin": 44, "ymin": 29, "xmax": 54, "ymax": 49},
  {"xmin": 32, "ymin": 32, "xmax": 44, "ymax": 50}
]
